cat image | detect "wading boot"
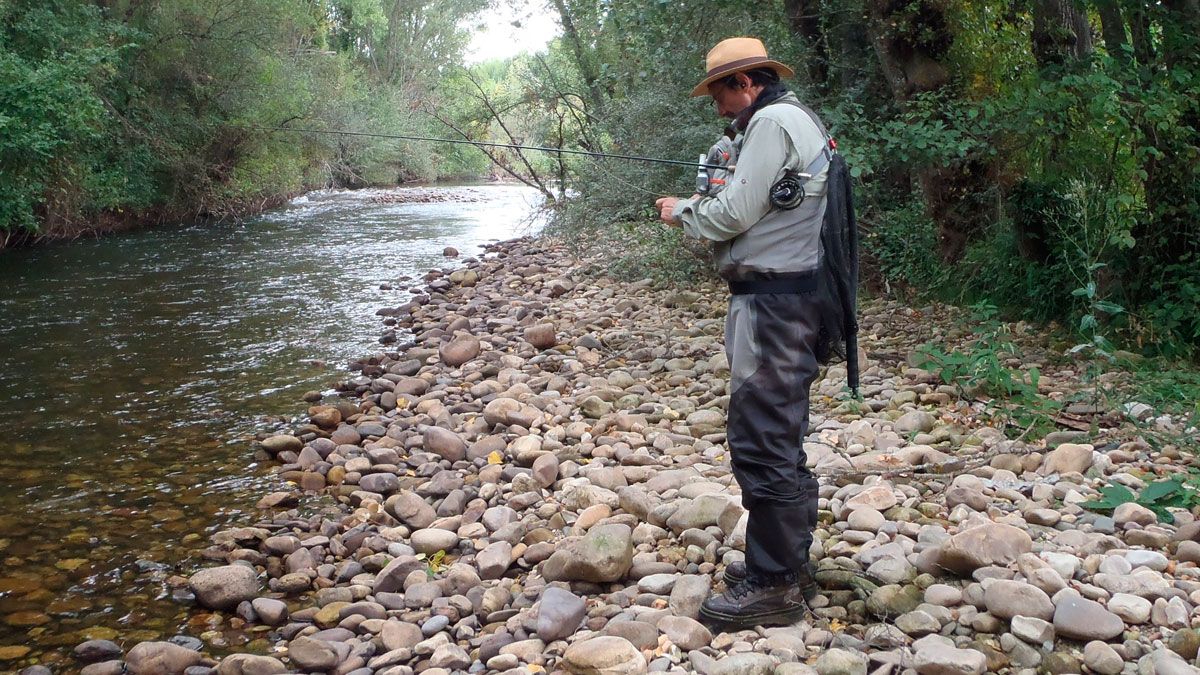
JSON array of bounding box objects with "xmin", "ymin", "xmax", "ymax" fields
[
  {"xmin": 722, "ymin": 561, "xmax": 819, "ymax": 600},
  {"xmin": 699, "ymin": 574, "xmax": 812, "ymax": 629}
]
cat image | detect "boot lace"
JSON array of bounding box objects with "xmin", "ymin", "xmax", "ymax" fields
[{"xmin": 727, "ymin": 578, "xmax": 759, "ymax": 600}]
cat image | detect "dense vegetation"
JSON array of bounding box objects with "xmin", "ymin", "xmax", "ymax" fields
[
  {"xmin": 3, "ymin": 1, "xmax": 1198, "ymax": 355},
  {"xmin": 0, "ymin": 0, "xmax": 491, "ymax": 243},
  {"xmin": 480, "ymin": 1, "xmax": 1200, "ymax": 356}
]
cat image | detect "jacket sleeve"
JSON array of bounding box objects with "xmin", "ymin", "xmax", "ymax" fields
[{"xmin": 672, "ymin": 116, "xmax": 789, "ymax": 242}]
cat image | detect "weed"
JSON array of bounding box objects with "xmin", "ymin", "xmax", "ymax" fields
[
  {"xmin": 916, "ymin": 302, "xmax": 1063, "ymax": 437},
  {"xmin": 1080, "ymin": 475, "xmax": 1200, "ymax": 524},
  {"xmin": 416, "ymin": 549, "xmax": 448, "ymax": 577}
]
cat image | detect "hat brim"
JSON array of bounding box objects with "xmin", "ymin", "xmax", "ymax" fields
[{"xmin": 690, "ymin": 58, "xmax": 795, "ymax": 97}]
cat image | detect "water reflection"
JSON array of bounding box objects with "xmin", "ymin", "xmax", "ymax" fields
[{"xmin": 0, "ymin": 185, "xmax": 540, "ymax": 665}]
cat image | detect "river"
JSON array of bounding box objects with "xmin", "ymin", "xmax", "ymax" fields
[{"xmin": 0, "ymin": 185, "xmax": 542, "ymax": 668}]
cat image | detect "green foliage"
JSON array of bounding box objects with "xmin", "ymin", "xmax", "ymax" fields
[
  {"xmin": 916, "ymin": 303, "xmax": 1042, "ymax": 400},
  {"xmin": 0, "ymin": 0, "xmax": 487, "ymax": 238},
  {"xmin": 915, "ymin": 302, "xmax": 1064, "ymax": 436},
  {"xmin": 0, "ymin": 2, "xmax": 124, "ymax": 231},
  {"xmin": 861, "ymin": 198, "xmax": 947, "ymax": 292},
  {"xmin": 416, "ymin": 549, "xmax": 448, "ymax": 576},
  {"xmin": 1080, "ymin": 476, "xmax": 1200, "ymax": 525},
  {"xmin": 1118, "ymin": 360, "xmax": 1200, "ymax": 425},
  {"xmin": 600, "ymin": 220, "xmax": 712, "ymax": 286}
]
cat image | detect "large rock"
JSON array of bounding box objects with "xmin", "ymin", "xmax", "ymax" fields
[
  {"xmin": 1083, "ymin": 641, "xmax": 1124, "ymax": 675},
  {"xmin": 215, "ymin": 654, "xmax": 288, "ymax": 675},
  {"xmin": 250, "ymin": 598, "xmax": 288, "ymax": 626},
  {"xmin": 287, "ymin": 637, "xmax": 338, "ymax": 671},
  {"xmin": 669, "ymin": 575, "xmax": 711, "ymax": 619},
  {"xmin": 423, "ymin": 426, "xmax": 466, "ymax": 462},
  {"xmin": 542, "ymin": 524, "xmax": 633, "ymax": 583},
  {"xmin": 189, "ymin": 565, "xmax": 260, "ymax": 610},
  {"xmin": 483, "ymin": 398, "xmax": 520, "ymax": 426},
  {"xmin": 477, "ymin": 540, "xmax": 513, "ymax": 580},
  {"xmin": 894, "ymin": 411, "xmax": 935, "ymax": 435},
  {"xmin": 911, "ymin": 639, "xmax": 987, "ymax": 675},
  {"xmin": 579, "ymin": 396, "xmax": 612, "ymax": 419},
  {"xmin": 430, "ymin": 643, "xmax": 471, "ymax": 669},
  {"xmin": 385, "ymin": 491, "xmax": 437, "ymax": 529},
  {"xmin": 1041, "ymin": 443, "xmax": 1094, "ymax": 474},
  {"xmin": 382, "ymin": 620, "xmax": 423, "ymax": 651},
  {"xmin": 665, "ymin": 494, "xmax": 744, "ymax": 534},
  {"xmin": 1113, "ymin": 502, "xmax": 1157, "ymax": 526},
  {"xmin": 657, "ymin": 615, "xmax": 711, "ymax": 652},
  {"xmin": 125, "ymin": 642, "xmax": 203, "ymax": 675},
  {"xmin": 845, "ymin": 484, "xmax": 898, "ymax": 512},
  {"xmin": 358, "ymin": 472, "xmax": 399, "ymax": 494},
  {"xmin": 523, "ymin": 323, "xmax": 558, "ymax": 349},
  {"xmin": 410, "ymin": 528, "xmax": 459, "ymax": 555},
  {"xmin": 537, "ymin": 587, "xmax": 586, "ymax": 642},
  {"xmin": 260, "ymin": 435, "xmax": 302, "ymax": 454},
  {"xmin": 982, "ymin": 580, "xmax": 1054, "ymax": 621},
  {"xmin": 814, "ymin": 648, "xmax": 868, "ymax": 675},
  {"xmin": 439, "ymin": 336, "xmax": 480, "ymax": 367},
  {"xmin": 1053, "ymin": 594, "xmax": 1125, "ymax": 641},
  {"xmin": 373, "ymin": 555, "xmax": 425, "ymax": 595},
  {"xmin": 74, "ymin": 640, "xmax": 122, "ymax": 663},
  {"xmin": 935, "ymin": 522, "xmax": 1032, "ymax": 575},
  {"xmin": 708, "ymin": 653, "xmax": 775, "ymax": 675},
  {"xmin": 561, "ymin": 636, "xmax": 647, "ymax": 675}
]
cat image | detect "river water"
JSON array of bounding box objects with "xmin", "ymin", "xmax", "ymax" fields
[{"xmin": 0, "ymin": 185, "xmax": 541, "ymax": 669}]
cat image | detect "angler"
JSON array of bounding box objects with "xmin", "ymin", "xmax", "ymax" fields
[{"xmin": 656, "ymin": 36, "xmax": 859, "ymax": 629}]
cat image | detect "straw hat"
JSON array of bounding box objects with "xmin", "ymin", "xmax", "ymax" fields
[{"xmin": 690, "ymin": 37, "xmax": 795, "ymax": 97}]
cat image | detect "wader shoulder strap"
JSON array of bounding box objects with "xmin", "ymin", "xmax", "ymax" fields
[{"xmin": 771, "ymin": 99, "xmax": 834, "ymax": 178}]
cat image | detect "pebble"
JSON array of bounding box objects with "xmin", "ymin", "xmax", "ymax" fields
[
  {"xmin": 537, "ymin": 587, "xmax": 586, "ymax": 642},
  {"xmin": 813, "ymin": 648, "xmax": 867, "ymax": 675},
  {"xmin": 1053, "ymin": 594, "xmax": 1125, "ymax": 641},
  {"xmin": 1108, "ymin": 592, "xmax": 1152, "ymax": 623},
  {"xmin": 561, "ymin": 636, "xmax": 647, "ymax": 674},
  {"xmin": 1082, "ymin": 641, "xmax": 1124, "ymax": 675}
]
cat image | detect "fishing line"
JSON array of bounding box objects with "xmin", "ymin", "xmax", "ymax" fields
[{"xmin": 248, "ymin": 125, "xmax": 726, "ymax": 170}]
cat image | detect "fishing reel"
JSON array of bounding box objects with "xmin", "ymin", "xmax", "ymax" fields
[{"xmin": 769, "ymin": 169, "xmax": 809, "ymax": 210}]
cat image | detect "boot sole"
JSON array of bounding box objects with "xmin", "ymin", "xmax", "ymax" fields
[{"xmin": 698, "ymin": 603, "xmax": 808, "ymax": 629}]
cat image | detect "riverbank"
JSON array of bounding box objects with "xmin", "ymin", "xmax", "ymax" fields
[
  {"xmin": 0, "ymin": 180, "xmax": 509, "ymax": 250},
  {"xmin": 49, "ymin": 236, "xmax": 1200, "ymax": 675}
]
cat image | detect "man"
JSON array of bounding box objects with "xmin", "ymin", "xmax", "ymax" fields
[{"xmin": 655, "ymin": 37, "xmax": 830, "ymax": 628}]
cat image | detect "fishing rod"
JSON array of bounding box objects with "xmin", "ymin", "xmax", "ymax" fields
[{"xmin": 247, "ymin": 125, "xmax": 726, "ymax": 171}]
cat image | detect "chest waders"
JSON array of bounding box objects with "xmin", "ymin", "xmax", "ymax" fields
[{"xmin": 709, "ymin": 96, "xmax": 857, "ymax": 595}]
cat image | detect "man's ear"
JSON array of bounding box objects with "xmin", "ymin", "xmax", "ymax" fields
[{"xmin": 735, "ymin": 72, "xmax": 751, "ymax": 89}]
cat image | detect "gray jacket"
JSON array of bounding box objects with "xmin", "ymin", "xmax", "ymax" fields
[{"xmin": 673, "ymin": 93, "xmax": 829, "ymax": 279}]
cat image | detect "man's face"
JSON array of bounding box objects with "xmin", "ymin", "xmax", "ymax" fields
[{"xmin": 708, "ymin": 76, "xmax": 755, "ymax": 119}]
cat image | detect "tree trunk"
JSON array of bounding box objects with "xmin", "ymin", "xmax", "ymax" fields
[
  {"xmin": 866, "ymin": 0, "xmax": 951, "ymax": 101},
  {"xmin": 784, "ymin": 0, "xmax": 829, "ymax": 92},
  {"xmin": 866, "ymin": 0, "xmax": 993, "ymax": 261},
  {"xmin": 1031, "ymin": 0, "xmax": 1092, "ymax": 68},
  {"xmin": 1095, "ymin": 0, "xmax": 1129, "ymax": 63},
  {"xmin": 1127, "ymin": 3, "xmax": 1155, "ymax": 67},
  {"xmin": 1142, "ymin": 0, "xmax": 1200, "ymax": 261}
]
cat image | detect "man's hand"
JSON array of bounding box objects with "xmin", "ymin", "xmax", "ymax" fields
[{"xmin": 655, "ymin": 197, "xmax": 681, "ymax": 226}]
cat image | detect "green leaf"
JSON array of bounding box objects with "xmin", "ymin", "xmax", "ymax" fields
[
  {"xmin": 1139, "ymin": 477, "xmax": 1185, "ymax": 504},
  {"xmin": 1099, "ymin": 483, "xmax": 1136, "ymax": 504},
  {"xmin": 1149, "ymin": 505, "xmax": 1176, "ymax": 524},
  {"xmin": 1080, "ymin": 498, "xmax": 1118, "ymax": 512}
]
